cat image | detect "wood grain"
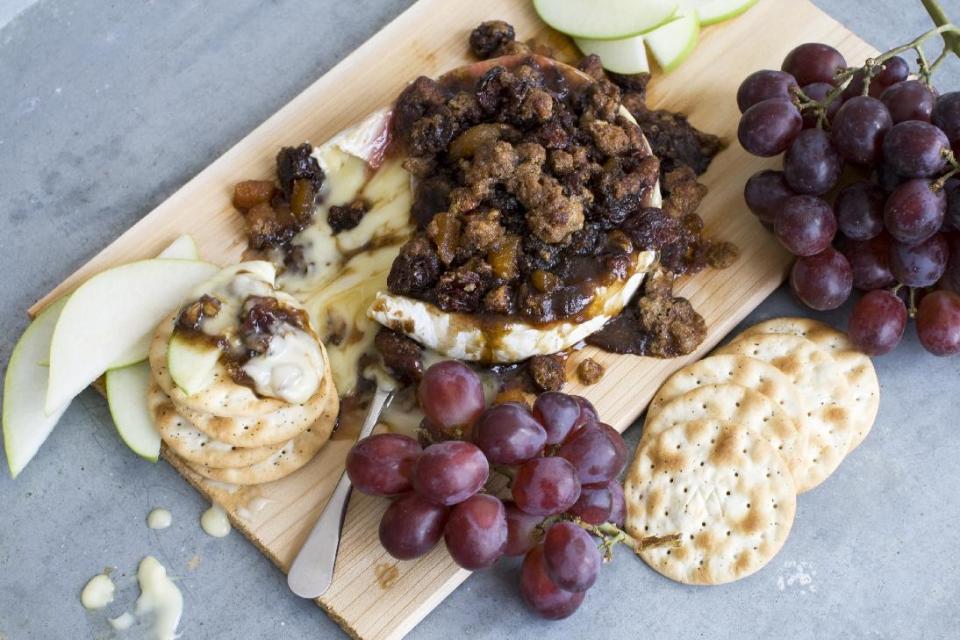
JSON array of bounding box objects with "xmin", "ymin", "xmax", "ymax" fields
[{"xmin": 33, "ymin": 0, "xmax": 876, "ymax": 638}]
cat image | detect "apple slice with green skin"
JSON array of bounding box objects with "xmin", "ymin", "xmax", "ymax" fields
[
  {"xmin": 105, "ymin": 362, "xmax": 160, "ymax": 461},
  {"xmin": 575, "ymin": 34, "xmax": 650, "ymax": 75},
  {"xmin": 645, "ymin": 10, "xmax": 701, "ymax": 72},
  {"xmin": 107, "ymin": 235, "xmax": 203, "ymax": 370},
  {"xmin": 682, "ymin": 0, "xmax": 757, "ymax": 25},
  {"xmin": 533, "ymin": 0, "xmax": 678, "ymax": 40},
  {"xmin": 45, "ymin": 259, "xmax": 219, "ymax": 414},
  {"xmin": 167, "ymin": 334, "xmax": 221, "ymax": 396},
  {"xmin": 3, "ymin": 298, "xmax": 70, "ymax": 478}
]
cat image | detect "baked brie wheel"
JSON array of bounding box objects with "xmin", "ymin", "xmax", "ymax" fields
[{"xmin": 368, "ymin": 55, "xmax": 662, "ymax": 363}]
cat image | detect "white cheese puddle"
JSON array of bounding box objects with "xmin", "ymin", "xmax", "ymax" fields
[
  {"xmin": 147, "ymin": 508, "xmax": 172, "ymax": 530},
  {"xmin": 80, "ymin": 573, "xmax": 115, "ymax": 610},
  {"xmin": 242, "ymin": 325, "xmax": 324, "ymax": 404},
  {"xmin": 109, "ymin": 611, "xmax": 135, "ymax": 631},
  {"xmin": 237, "ymin": 496, "xmax": 273, "ymax": 520},
  {"xmin": 133, "ymin": 556, "xmax": 183, "ymax": 640},
  {"xmin": 201, "ymin": 504, "xmax": 231, "ymax": 538}
]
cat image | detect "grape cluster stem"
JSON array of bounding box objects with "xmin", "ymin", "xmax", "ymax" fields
[
  {"xmin": 794, "ymin": 8, "xmax": 960, "ymax": 129},
  {"xmin": 538, "ymin": 514, "xmax": 681, "ymax": 563}
]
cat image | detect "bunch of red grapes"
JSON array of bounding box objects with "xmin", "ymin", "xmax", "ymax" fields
[
  {"xmin": 737, "ymin": 41, "xmax": 960, "ymax": 356},
  {"xmin": 346, "ymin": 361, "xmax": 630, "ymax": 620}
]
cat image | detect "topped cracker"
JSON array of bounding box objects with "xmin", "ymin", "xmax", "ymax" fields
[{"xmin": 625, "ymin": 420, "xmax": 796, "ymax": 585}]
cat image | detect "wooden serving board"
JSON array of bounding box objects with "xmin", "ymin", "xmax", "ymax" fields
[{"xmin": 31, "ymin": 0, "xmax": 875, "ymax": 638}]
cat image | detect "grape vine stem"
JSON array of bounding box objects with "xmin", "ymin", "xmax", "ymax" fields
[
  {"xmin": 568, "ymin": 517, "xmax": 681, "ymax": 562},
  {"xmin": 921, "ymin": 0, "xmax": 960, "ymax": 60}
]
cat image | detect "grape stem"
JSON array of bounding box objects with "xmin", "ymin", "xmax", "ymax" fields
[
  {"xmin": 564, "ymin": 516, "xmax": 681, "ymax": 563},
  {"xmin": 921, "ymin": 0, "xmax": 960, "ymax": 60},
  {"xmin": 794, "ymin": 22, "xmax": 960, "ymax": 127}
]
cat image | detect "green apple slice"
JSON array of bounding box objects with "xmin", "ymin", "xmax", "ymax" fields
[
  {"xmin": 107, "ymin": 235, "xmax": 203, "ymax": 370},
  {"xmin": 46, "ymin": 259, "xmax": 219, "ymax": 414},
  {"xmin": 533, "ymin": 0, "xmax": 678, "ymax": 40},
  {"xmin": 167, "ymin": 332, "xmax": 221, "ymax": 396},
  {"xmin": 645, "ymin": 10, "xmax": 700, "ymax": 72},
  {"xmin": 682, "ymin": 0, "xmax": 757, "ymax": 25},
  {"xmin": 157, "ymin": 234, "xmax": 200, "ymax": 261},
  {"xmin": 575, "ymin": 34, "xmax": 650, "ymax": 75},
  {"xmin": 105, "ymin": 362, "xmax": 160, "ymax": 461},
  {"xmin": 3, "ymin": 298, "xmax": 70, "ymax": 478}
]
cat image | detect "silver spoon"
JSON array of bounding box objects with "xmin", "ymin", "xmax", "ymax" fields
[{"xmin": 287, "ymin": 386, "xmax": 394, "ymax": 599}]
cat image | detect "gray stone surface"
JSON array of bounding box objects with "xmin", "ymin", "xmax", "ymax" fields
[{"xmin": 1, "ymin": 1, "xmax": 959, "ymax": 638}]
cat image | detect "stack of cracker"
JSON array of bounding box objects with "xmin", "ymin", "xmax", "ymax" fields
[
  {"xmin": 146, "ymin": 316, "xmax": 339, "ymax": 486},
  {"xmin": 625, "ymin": 317, "xmax": 879, "ymax": 585}
]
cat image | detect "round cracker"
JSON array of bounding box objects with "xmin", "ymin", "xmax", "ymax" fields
[
  {"xmin": 651, "ymin": 354, "xmax": 804, "ymax": 419},
  {"xmin": 644, "ymin": 383, "xmax": 807, "ymax": 484},
  {"xmin": 715, "ymin": 333, "xmax": 854, "ymax": 491},
  {"xmin": 150, "ymin": 313, "xmax": 323, "ymax": 417},
  {"xmin": 740, "ymin": 317, "xmax": 879, "ymax": 453},
  {"xmin": 147, "ymin": 382, "xmax": 283, "ymax": 468},
  {"xmin": 174, "ymin": 364, "xmax": 333, "ymax": 448},
  {"xmin": 183, "ymin": 391, "xmax": 339, "ymax": 485},
  {"xmin": 625, "ymin": 420, "xmax": 797, "ymax": 585}
]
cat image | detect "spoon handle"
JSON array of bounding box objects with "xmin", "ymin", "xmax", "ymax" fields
[{"xmin": 287, "ymin": 386, "xmax": 393, "ymax": 599}]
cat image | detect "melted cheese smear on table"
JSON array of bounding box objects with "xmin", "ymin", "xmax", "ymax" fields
[
  {"xmin": 133, "ymin": 556, "xmax": 183, "ymax": 640},
  {"xmin": 147, "ymin": 507, "xmax": 172, "ymax": 530},
  {"xmin": 80, "ymin": 573, "xmax": 115, "ymax": 610},
  {"xmin": 201, "ymin": 504, "xmax": 232, "ymax": 538},
  {"xmin": 273, "ymin": 110, "xmax": 414, "ymax": 396}
]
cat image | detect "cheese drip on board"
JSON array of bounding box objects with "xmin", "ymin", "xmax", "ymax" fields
[{"xmin": 272, "ymin": 108, "xmax": 414, "ymax": 395}]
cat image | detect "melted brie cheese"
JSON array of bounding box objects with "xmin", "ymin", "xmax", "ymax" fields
[
  {"xmin": 369, "ymin": 250, "xmax": 657, "ymax": 362},
  {"xmin": 242, "ymin": 324, "xmax": 324, "ymax": 404}
]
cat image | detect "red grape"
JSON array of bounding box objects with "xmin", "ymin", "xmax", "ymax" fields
[
  {"xmin": 744, "ymin": 170, "xmax": 795, "ymax": 226},
  {"xmin": 917, "ymin": 290, "xmax": 960, "ymax": 355},
  {"xmin": 831, "ymin": 96, "xmax": 893, "ymax": 166},
  {"xmin": 945, "ymin": 231, "xmax": 960, "ymax": 292},
  {"xmin": 543, "ymin": 522, "xmax": 601, "ymax": 592},
  {"xmin": 781, "ymin": 43, "xmax": 846, "ymax": 86},
  {"xmin": 520, "ymin": 545, "xmax": 585, "ymax": 620},
  {"xmin": 946, "ymin": 179, "xmax": 960, "ymax": 231},
  {"xmin": 443, "ymin": 494, "xmax": 508, "ymax": 570},
  {"xmin": 875, "ymin": 162, "xmax": 906, "ymax": 193},
  {"xmin": 558, "ymin": 423, "xmax": 627, "ymax": 485},
  {"xmin": 504, "ymin": 500, "xmax": 543, "ymax": 556},
  {"xmin": 848, "ymin": 290, "xmax": 907, "ymax": 355},
  {"xmin": 347, "ymin": 434, "xmax": 421, "ymax": 496},
  {"xmin": 932, "ymin": 92, "xmax": 960, "ymax": 148},
  {"xmin": 800, "ymin": 82, "xmax": 842, "ymax": 128},
  {"xmin": 790, "ymin": 247, "xmax": 853, "ymax": 310},
  {"xmin": 774, "ymin": 195, "xmax": 837, "ymax": 256},
  {"xmin": 418, "ymin": 361, "xmax": 485, "ymax": 433},
  {"xmin": 883, "ymin": 179, "xmax": 946, "ymax": 244},
  {"xmin": 737, "ymin": 70, "xmax": 799, "ymax": 113},
  {"xmin": 835, "ymin": 181, "xmax": 885, "ymax": 240},
  {"xmin": 413, "ymin": 441, "xmax": 489, "ymax": 506},
  {"xmin": 571, "ymin": 395, "xmax": 599, "ymax": 431},
  {"xmin": 533, "ymin": 392, "xmax": 581, "ymax": 445},
  {"xmin": 738, "ymin": 98, "xmax": 803, "ymax": 157},
  {"xmin": 783, "ymin": 128, "xmax": 843, "ymax": 195},
  {"xmin": 473, "ymin": 403, "xmax": 547, "ymax": 465},
  {"xmin": 569, "ymin": 480, "xmax": 626, "ymax": 527},
  {"xmin": 881, "ymin": 80, "xmax": 936, "ymax": 123},
  {"xmin": 882, "ymin": 121, "xmax": 950, "ymax": 178},
  {"xmin": 843, "ymin": 56, "xmax": 909, "ymax": 100},
  {"xmin": 889, "ymin": 233, "xmax": 949, "ymax": 287},
  {"xmin": 512, "ymin": 457, "xmax": 581, "ymax": 516},
  {"xmin": 841, "ymin": 233, "xmax": 897, "ymax": 290},
  {"xmin": 379, "ymin": 493, "xmax": 448, "ymax": 560}
]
